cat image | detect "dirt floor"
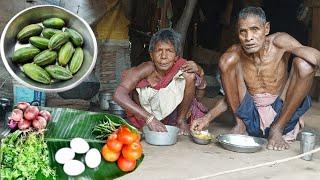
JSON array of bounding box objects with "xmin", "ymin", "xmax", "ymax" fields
[{"xmin": 120, "ymin": 100, "xmax": 320, "ymax": 180}]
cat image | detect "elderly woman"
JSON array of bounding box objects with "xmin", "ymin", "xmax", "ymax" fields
[{"xmin": 113, "ymin": 28, "xmax": 207, "ymax": 135}]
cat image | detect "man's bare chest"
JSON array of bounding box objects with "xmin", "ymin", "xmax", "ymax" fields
[{"xmin": 241, "ymin": 55, "xmax": 287, "ymax": 84}]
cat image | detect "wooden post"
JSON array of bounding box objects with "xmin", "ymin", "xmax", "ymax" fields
[
  {"xmin": 174, "ymin": 0, "xmax": 198, "ymax": 55},
  {"xmin": 311, "ymin": 8, "xmax": 320, "ymax": 50},
  {"xmin": 305, "ymin": 0, "xmax": 320, "ymax": 50},
  {"xmin": 306, "ymin": 0, "xmax": 320, "ymax": 75},
  {"xmin": 305, "ymin": 0, "xmax": 320, "ymax": 100}
]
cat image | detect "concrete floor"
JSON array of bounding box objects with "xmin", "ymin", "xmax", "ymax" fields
[{"xmin": 120, "ymin": 100, "xmax": 320, "ymax": 180}]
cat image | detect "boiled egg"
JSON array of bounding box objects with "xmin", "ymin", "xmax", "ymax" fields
[
  {"xmin": 85, "ymin": 148, "xmax": 101, "ymax": 168},
  {"xmin": 55, "ymin": 147, "xmax": 75, "ymax": 164},
  {"xmin": 70, "ymin": 138, "xmax": 90, "ymax": 154},
  {"xmin": 63, "ymin": 160, "xmax": 85, "ymax": 176}
]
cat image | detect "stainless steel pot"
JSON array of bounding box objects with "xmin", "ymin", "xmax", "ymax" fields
[
  {"xmin": 109, "ymin": 100, "xmax": 124, "ymax": 111},
  {"xmin": 0, "ymin": 5, "xmax": 97, "ymax": 92},
  {"xmin": 110, "ymin": 110, "xmax": 126, "ymax": 118},
  {"xmin": 143, "ymin": 125, "xmax": 180, "ymax": 146},
  {"xmin": 99, "ymin": 91, "xmax": 112, "ymax": 110},
  {"xmin": 57, "ymin": 72, "xmax": 100, "ymax": 100}
]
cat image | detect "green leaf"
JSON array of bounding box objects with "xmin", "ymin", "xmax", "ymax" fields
[{"xmin": 43, "ymin": 107, "xmax": 143, "ymax": 180}]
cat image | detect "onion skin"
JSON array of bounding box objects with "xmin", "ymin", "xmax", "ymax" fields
[
  {"xmin": 39, "ymin": 110, "xmax": 51, "ymax": 121},
  {"xmin": 32, "ymin": 116, "xmax": 47, "ymax": 130},
  {"xmin": 16, "ymin": 102, "xmax": 30, "ymax": 111},
  {"xmin": 24, "ymin": 106, "xmax": 39, "ymax": 121},
  {"xmin": 37, "ymin": 116, "xmax": 47, "ymax": 127},
  {"xmin": 7, "ymin": 119, "xmax": 18, "ymax": 129},
  {"xmin": 18, "ymin": 119, "xmax": 31, "ymax": 130},
  {"xmin": 10, "ymin": 109, "xmax": 23, "ymax": 122}
]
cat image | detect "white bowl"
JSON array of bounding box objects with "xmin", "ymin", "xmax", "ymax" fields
[{"xmin": 143, "ymin": 125, "xmax": 179, "ymax": 146}]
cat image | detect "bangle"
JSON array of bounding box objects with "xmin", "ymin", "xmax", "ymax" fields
[{"xmin": 145, "ymin": 115, "xmax": 155, "ymax": 125}]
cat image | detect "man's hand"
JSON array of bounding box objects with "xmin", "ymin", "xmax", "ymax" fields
[
  {"xmin": 181, "ymin": 61, "xmax": 201, "ymax": 74},
  {"xmin": 190, "ymin": 116, "xmax": 210, "ymax": 132},
  {"xmin": 147, "ymin": 118, "xmax": 167, "ymax": 132}
]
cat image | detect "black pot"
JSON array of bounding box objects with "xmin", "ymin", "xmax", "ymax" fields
[
  {"xmin": 0, "ymin": 98, "xmax": 11, "ymax": 127},
  {"xmin": 58, "ymin": 72, "xmax": 100, "ymax": 100}
]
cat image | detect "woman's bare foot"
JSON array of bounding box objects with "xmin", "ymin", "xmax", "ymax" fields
[{"xmin": 178, "ymin": 121, "xmax": 190, "ymax": 136}]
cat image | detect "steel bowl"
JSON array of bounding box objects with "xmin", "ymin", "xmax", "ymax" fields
[
  {"xmin": 0, "ymin": 5, "xmax": 97, "ymax": 92},
  {"xmin": 190, "ymin": 131, "xmax": 212, "ymax": 145},
  {"xmin": 143, "ymin": 125, "xmax": 180, "ymax": 146},
  {"xmin": 192, "ymin": 136, "xmax": 211, "ymax": 145},
  {"xmin": 216, "ymin": 134, "xmax": 267, "ymax": 153}
]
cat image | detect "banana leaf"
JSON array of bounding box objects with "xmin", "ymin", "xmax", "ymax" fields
[{"xmin": 43, "ymin": 107, "xmax": 144, "ymax": 180}]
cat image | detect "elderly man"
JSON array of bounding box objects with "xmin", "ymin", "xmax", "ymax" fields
[
  {"xmin": 113, "ymin": 28, "xmax": 207, "ymax": 135},
  {"xmin": 198, "ymin": 6, "xmax": 319, "ymax": 151}
]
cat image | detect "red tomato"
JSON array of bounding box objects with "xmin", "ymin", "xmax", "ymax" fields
[
  {"xmin": 101, "ymin": 144, "xmax": 120, "ymax": 162},
  {"xmin": 122, "ymin": 142, "xmax": 142, "ymax": 161},
  {"xmin": 117, "ymin": 156, "xmax": 136, "ymax": 172},
  {"xmin": 107, "ymin": 132, "xmax": 118, "ymax": 141},
  {"xmin": 117, "ymin": 126, "xmax": 136, "ymax": 144},
  {"xmin": 107, "ymin": 138, "xmax": 123, "ymax": 152},
  {"xmin": 133, "ymin": 132, "xmax": 141, "ymax": 142}
]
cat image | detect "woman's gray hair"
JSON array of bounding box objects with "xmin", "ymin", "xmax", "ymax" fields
[
  {"xmin": 238, "ymin": 6, "xmax": 266, "ymax": 24},
  {"xmin": 148, "ymin": 28, "xmax": 182, "ymax": 56}
]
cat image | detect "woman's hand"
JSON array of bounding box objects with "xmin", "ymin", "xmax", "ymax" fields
[
  {"xmin": 147, "ymin": 118, "xmax": 167, "ymax": 132},
  {"xmin": 181, "ymin": 61, "xmax": 201, "ymax": 74}
]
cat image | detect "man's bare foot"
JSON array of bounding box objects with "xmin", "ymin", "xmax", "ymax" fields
[
  {"xmin": 267, "ymin": 128, "xmax": 289, "ymax": 151},
  {"xmin": 230, "ymin": 122, "xmax": 247, "ymax": 135},
  {"xmin": 178, "ymin": 121, "xmax": 190, "ymax": 136}
]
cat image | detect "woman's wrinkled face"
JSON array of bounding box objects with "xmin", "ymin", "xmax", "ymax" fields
[
  {"xmin": 238, "ymin": 15, "xmax": 270, "ymax": 54},
  {"xmin": 150, "ymin": 41, "xmax": 178, "ymax": 73}
]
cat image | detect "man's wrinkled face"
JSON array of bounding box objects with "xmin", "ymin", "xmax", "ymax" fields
[
  {"xmin": 150, "ymin": 41, "xmax": 178, "ymax": 73},
  {"xmin": 238, "ymin": 15, "xmax": 270, "ymax": 54}
]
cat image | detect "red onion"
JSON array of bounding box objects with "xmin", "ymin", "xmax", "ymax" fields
[
  {"xmin": 7, "ymin": 119, "xmax": 18, "ymax": 129},
  {"xmin": 39, "ymin": 110, "xmax": 51, "ymax": 121},
  {"xmin": 24, "ymin": 106, "xmax": 39, "ymax": 120},
  {"xmin": 9, "ymin": 109, "xmax": 23, "ymax": 122},
  {"xmin": 32, "ymin": 116, "xmax": 47, "ymax": 130},
  {"xmin": 18, "ymin": 119, "xmax": 31, "ymax": 130},
  {"xmin": 16, "ymin": 102, "xmax": 30, "ymax": 111}
]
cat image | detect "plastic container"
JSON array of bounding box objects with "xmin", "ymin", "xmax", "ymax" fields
[{"xmin": 13, "ymin": 84, "xmax": 45, "ymax": 106}]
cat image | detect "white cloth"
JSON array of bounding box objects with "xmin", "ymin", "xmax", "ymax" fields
[
  {"xmin": 136, "ymin": 70, "xmax": 186, "ymax": 121},
  {"xmin": 253, "ymin": 93, "xmax": 304, "ymax": 142}
]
